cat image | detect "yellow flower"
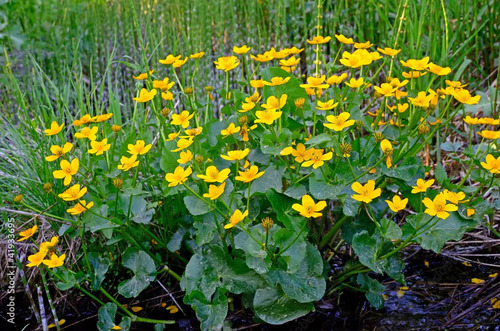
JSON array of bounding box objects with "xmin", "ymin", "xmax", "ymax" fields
[
  {"xmin": 233, "ymin": 45, "xmax": 251, "ymax": 54},
  {"xmin": 40, "ymin": 236, "xmax": 59, "ymax": 251},
  {"xmin": 182, "ymin": 127, "xmax": 203, "ymax": 138},
  {"xmin": 478, "ymin": 130, "xmax": 500, "ymax": 140},
  {"xmin": 300, "ymin": 75, "xmax": 329, "ymax": 89},
  {"xmin": 268, "ymin": 47, "xmax": 290, "ymax": 59},
  {"xmin": 377, "ymin": 47, "xmax": 401, "ymax": 57},
  {"xmin": 235, "ymin": 165, "xmax": 265, "ymax": 183},
  {"xmin": 159, "ymin": 54, "xmax": 181, "ymax": 65},
  {"xmin": 452, "ymin": 89, "xmax": 481, "ymax": 105},
  {"xmin": 73, "ymin": 114, "xmax": 94, "ymax": 126},
  {"xmin": 467, "ymin": 208, "xmax": 475, "ymax": 217},
  {"xmin": 214, "ymin": 56, "xmax": 240, "ymax": 72},
  {"xmin": 284, "ymin": 143, "xmax": 313, "ymax": 163},
  {"xmin": 302, "ymin": 149, "xmax": 333, "ymax": 169},
  {"xmin": 351, "ymin": 180, "xmax": 381, "ymax": 203},
  {"xmin": 250, "ymin": 79, "xmax": 265, "ymax": 89},
  {"xmin": 42, "ymin": 253, "xmax": 66, "ymax": 268},
  {"xmin": 411, "ymin": 178, "xmax": 434, "ymax": 193},
  {"xmin": 26, "ymin": 248, "xmax": 48, "ymax": 267},
  {"xmin": 374, "ymin": 83, "xmax": 397, "ymax": 97},
  {"xmin": 400, "ymin": 57, "xmax": 430, "ymax": 71},
  {"xmin": 88, "ymin": 139, "xmax": 111, "ymax": 155},
  {"xmin": 44, "ymin": 121, "xmax": 64, "ymax": 136},
  {"xmin": 442, "ymin": 190, "xmax": 466, "ymax": 204},
  {"xmin": 261, "ymin": 94, "xmax": 287, "ymax": 111},
  {"xmin": 133, "ymin": 88, "xmax": 157, "ymax": 102},
  {"xmin": 67, "ymin": 200, "xmax": 93, "ymax": 215},
  {"xmin": 238, "ymin": 101, "xmax": 256, "ymax": 113},
  {"xmin": 324, "ymin": 112, "xmax": 355, "ymax": 131},
  {"xmin": 446, "ymin": 80, "xmax": 467, "ymax": 88},
  {"xmin": 481, "ymin": 154, "xmax": 500, "ymax": 174},
  {"xmin": 117, "ymin": 154, "xmax": 139, "ymax": 171},
  {"xmin": 263, "ymin": 76, "xmax": 291, "ymax": 86},
  {"xmin": 389, "ymin": 78, "xmax": 409, "ymax": 88},
  {"xmin": 173, "ymin": 57, "xmax": 188, "ymax": 68},
  {"xmin": 478, "ymin": 117, "xmax": 500, "ymax": 125},
  {"xmin": 166, "ymin": 132, "xmax": 180, "ymax": 141},
  {"xmin": 165, "ymin": 166, "xmax": 192, "ymax": 187},
  {"xmin": 45, "ymin": 142, "xmax": 73, "ymax": 162},
  {"xmin": 334, "ymin": 34, "xmax": 354, "ymax": 44},
  {"xmin": 171, "ymin": 111, "xmax": 194, "ymax": 128},
  {"xmin": 280, "ymin": 57, "xmax": 300, "ymax": 67},
  {"xmin": 385, "ymin": 195, "xmax": 408, "ymax": 212},
  {"xmin": 408, "ymin": 91, "xmax": 434, "ymax": 108},
  {"xmin": 153, "ymin": 77, "xmax": 175, "ymax": 90},
  {"xmin": 380, "ymin": 139, "xmax": 393, "ymax": 168},
  {"xmin": 221, "ymin": 123, "xmax": 241, "ymax": 138},
  {"xmin": 203, "ymin": 182, "xmax": 226, "ymax": 200},
  {"xmin": 224, "ymin": 209, "xmax": 249, "ymax": 229},
  {"xmin": 345, "ymin": 77, "xmax": 364, "ymax": 88},
  {"xmin": 402, "ymin": 71, "xmax": 427, "ymax": 79},
  {"xmin": 93, "ymin": 113, "xmax": 113, "ymax": 123},
  {"xmin": 221, "ymin": 148, "xmax": 250, "ymax": 161},
  {"xmin": 162, "ymin": 91, "xmax": 174, "ymax": 101},
  {"xmin": 327, "ymin": 73, "xmax": 348, "ymax": 85},
  {"xmin": 307, "ymin": 35, "xmax": 331, "ymax": 44},
  {"xmin": 316, "ymin": 99, "xmax": 339, "ymax": 110},
  {"xmin": 292, "ymin": 194, "xmax": 327, "ymax": 218},
  {"xmin": 286, "ymin": 46, "xmax": 304, "ymax": 54},
  {"xmin": 18, "ymin": 225, "xmax": 38, "ymax": 242},
  {"xmin": 53, "ymin": 158, "xmax": 79, "ymax": 186},
  {"xmin": 397, "ymin": 103, "xmax": 409, "ymax": 113},
  {"xmin": 254, "ymin": 108, "xmax": 282, "ymax": 125},
  {"xmin": 354, "ymin": 41, "xmax": 373, "ymax": 49},
  {"xmin": 190, "ymin": 51, "xmax": 205, "ymax": 59},
  {"xmin": 250, "ymin": 53, "xmax": 274, "ymax": 62},
  {"xmin": 177, "ymin": 150, "xmax": 193, "ymax": 164},
  {"xmin": 427, "ymin": 63, "xmax": 451, "ymax": 76},
  {"xmin": 422, "ymin": 194, "xmax": 458, "ymax": 219},
  {"xmin": 171, "ymin": 138, "xmax": 194, "ymax": 152},
  {"xmin": 133, "ymin": 70, "xmax": 154, "ymax": 80},
  {"xmin": 127, "ymin": 140, "xmax": 152, "ymax": 155},
  {"xmin": 239, "ymin": 124, "xmax": 257, "ymax": 142},
  {"xmin": 340, "ymin": 50, "xmax": 372, "ymax": 68},
  {"xmin": 197, "ymin": 166, "xmax": 231, "ymax": 183},
  {"xmin": 58, "ymin": 184, "xmax": 87, "ymax": 201},
  {"xmin": 75, "ymin": 126, "xmax": 99, "ymax": 141}
]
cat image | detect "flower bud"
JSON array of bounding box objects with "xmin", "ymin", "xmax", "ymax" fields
[
  {"xmin": 340, "ymin": 142, "xmax": 352, "ymax": 157},
  {"xmin": 261, "ymin": 217, "xmax": 274, "ymax": 231},
  {"xmin": 205, "ymin": 86, "xmax": 213, "ymax": 92},
  {"xmin": 14, "ymin": 194, "xmax": 23, "ymax": 203},
  {"xmin": 111, "ymin": 125, "xmax": 122, "ymax": 133},
  {"xmin": 195, "ymin": 155, "xmax": 205, "ymax": 164},
  {"xmin": 294, "ymin": 98, "xmax": 305, "ymax": 108},
  {"xmin": 374, "ymin": 132, "xmax": 385, "ymax": 143},
  {"xmin": 160, "ymin": 108, "xmax": 170, "ymax": 117},
  {"xmin": 238, "ymin": 116, "xmax": 248, "ymax": 125},
  {"xmin": 418, "ymin": 122, "xmax": 430, "ymax": 135},
  {"xmin": 184, "ymin": 87, "xmax": 193, "ymax": 95},
  {"xmin": 43, "ymin": 183, "xmax": 53, "ymax": 194},
  {"xmin": 113, "ymin": 177, "xmax": 123, "ymax": 188}
]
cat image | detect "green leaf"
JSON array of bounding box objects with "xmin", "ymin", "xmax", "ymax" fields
[
  {"xmin": 266, "ymin": 189, "xmax": 305, "ymax": 231},
  {"xmin": 97, "ymin": 303, "xmax": 132, "ymax": 331},
  {"xmin": 260, "ymin": 128, "xmax": 292, "ymax": 155},
  {"xmin": 352, "ymin": 231, "xmax": 384, "ymax": 274},
  {"xmin": 118, "ymin": 275, "xmax": 154, "ymax": 298},
  {"xmin": 380, "ymin": 218, "xmax": 402, "ymax": 240},
  {"xmin": 88, "ymin": 252, "xmax": 111, "ymax": 291},
  {"xmin": 382, "ymin": 164, "xmax": 422, "ymax": 182},
  {"xmin": 184, "ymin": 195, "xmax": 214, "ymax": 216},
  {"xmin": 185, "ymin": 288, "xmax": 228, "ymax": 331},
  {"xmin": 82, "ymin": 204, "xmax": 120, "ymax": 234},
  {"xmin": 435, "ymin": 163, "xmax": 447, "ymax": 185},
  {"xmin": 117, "ymin": 248, "xmax": 156, "ymax": 298},
  {"xmin": 249, "ymin": 166, "xmax": 285, "ymax": 195},
  {"xmin": 167, "ymin": 227, "xmax": 187, "ymax": 252},
  {"xmin": 283, "ymin": 184, "xmax": 307, "ymax": 199},
  {"xmin": 55, "ymin": 270, "xmax": 77, "ymax": 291},
  {"xmin": 309, "ymin": 176, "xmax": 343, "ymax": 200},
  {"xmin": 304, "ymin": 133, "xmax": 333, "ymax": 147},
  {"xmin": 356, "ymin": 273, "xmax": 385, "ymax": 309},
  {"xmin": 193, "ymin": 213, "xmax": 219, "ymax": 246},
  {"xmin": 273, "ymin": 228, "xmax": 307, "ymax": 273},
  {"xmin": 253, "ymin": 287, "xmax": 314, "ymax": 325}
]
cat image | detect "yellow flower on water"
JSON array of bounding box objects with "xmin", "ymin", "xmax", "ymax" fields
[
  {"xmin": 354, "ymin": 41, "xmax": 373, "ymax": 49},
  {"xmin": 171, "ymin": 111, "xmax": 194, "ymax": 129},
  {"xmin": 171, "ymin": 138, "xmax": 194, "ymax": 152},
  {"xmin": 292, "ymin": 194, "xmax": 327, "ymax": 218},
  {"xmin": 127, "ymin": 140, "xmax": 152, "ymax": 155},
  {"xmin": 300, "ymin": 75, "xmax": 329, "ymax": 89},
  {"xmin": 221, "ymin": 148, "xmax": 250, "ymax": 161},
  {"xmin": 197, "ymin": 166, "xmax": 231, "ymax": 183},
  {"xmin": 75, "ymin": 126, "xmax": 98, "ymax": 141},
  {"xmin": 190, "ymin": 51, "xmax": 205, "ymax": 59},
  {"xmin": 324, "ymin": 112, "xmax": 355, "ymax": 131},
  {"xmin": 203, "ymin": 182, "xmax": 226, "ymax": 200},
  {"xmin": 427, "ymin": 63, "xmax": 451, "ymax": 76},
  {"xmin": 26, "ymin": 248, "xmax": 48, "ymax": 267},
  {"xmin": 235, "ymin": 165, "xmax": 265, "ymax": 183},
  {"xmin": 133, "ymin": 88, "xmax": 157, "ymax": 103},
  {"xmin": 44, "ymin": 121, "xmax": 64, "ymax": 136},
  {"xmin": 411, "ymin": 178, "xmax": 434, "ymax": 193},
  {"xmin": 374, "ymin": 83, "xmax": 397, "ymax": 97},
  {"xmin": 165, "ymin": 166, "xmax": 192, "ymax": 187},
  {"xmin": 46, "ymin": 142, "xmax": 73, "ymax": 162},
  {"xmin": 481, "ymin": 154, "xmax": 500, "ymax": 174},
  {"xmin": 327, "ymin": 73, "xmax": 348, "ymax": 85},
  {"xmin": 133, "ymin": 70, "xmax": 154, "ymax": 80},
  {"xmin": 173, "ymin": 57, "xmax": 188, "ymax": 68},
  {"xmin": 224, "ymin": 209, "xmax": 249, "ymax": 229},
  {"xmin": 385, "ymin": 195, "xmax": 408, "ymax": 213},
  {"xmin": 18, "ymin": 225, "xmax": 38, "ymax": 242},
  {"xmin": 307, "ymin": 35, "xmax": 331, "ymax": 44},
  {"xmin": 40, "ymin": 236, "xmax": 59, "ymax": 251},
  {"xmin": 177, "ymin": 150, "xmax": 193, "ymax": 164},
  {"xmin": 117, "ymin": 154, "xmax": 139, "ymax": 171},
  {"xmin": 159, "ymin": 54, "xmax": 181, "ymax": 65},
  {"xmin": 345, "ymin": 77, "xmax": 364, "ymax": 88},
  {"xmin": 351, "ymin": 180, "xmax": 381, "ymax": 203},
  {"xmin": 53, "ymin": 158, "xmax": 79, "ymax": 186},
  {"xmin": 316, "ymin": 99, "xmax": 339, "ymax": 110},
  {"xmin": 478, "ymin": 130, "xmax": 500, "ymax": 140},
  {"xmin": 250, "ymin": 53, "xmax": 274, "ymax": 62},
  {"xmin": 67, "ymin": 200, "xmax": 93, "ymax": 215},
  {"xmin": 422, "ymin": 194, "xmax": 458, "ymax": 219},
  {"xmin": 221, "ymin": 123, "xmax": 241, "ymax": 138},
  {"xmin": 214, "ymin": 56, "xmax": 240, "ymax": 72},
  {"xmin": 302, "ymin": 149, "xmax": 333, "ymax": 169},
  {"xmin": 254, "ymin": 108, "xmax": 282, "ymax": 125},
  {"xmin": 58, "ymin": 184, "xmax": 87, "ymax": 201},
  {"xmin": 153, "ymin": 77, "xmax": 175, "ymax": 90},
  {"xmin": 263, "ymin": 76, "xmax": 291, "ymax": 86},
  {"xmin": 452, "ymin": 89, "xmax": 481, "ymax": 105},
  {"xmin": 377, "ymin": 47, "xmax": 401, "ymax": 57},
  {"xmin": 233, "ymin": 45, "xmax": 251, "ymax": 54},
  {"xmin": 88, "ymin": 139, "xmax": 111, "ymax": 155},
  {"xmin": 42, "ymin": 253, "xmax": 66, "ymax": 269},
  {"xmin": 334, "ymin": 34, "xmax": 354, "ymax": 44}
]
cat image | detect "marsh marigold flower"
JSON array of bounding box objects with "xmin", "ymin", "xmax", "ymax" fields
[
  {"xmin": 300, "ymin": 75, "xmax": 329, "ymax": 89},
  {"xmin": 377, "ymin": 47, "xmax": 401, "ymax": 57},
  {"xmin": 422, "ymin": 194, "xmax": 458, "ymax": 219},
  {"xmin": 171, "ymin": 111, "xmax": 194, "ymax": 129},
  {"xmin": 233, "ymin": 45, "xmax": 251, "ymax": 54},
  {"xmin": 177, "ymin": 150, "xmax": 193, "ymax": 164},
  {"xmin": 18, "ymin": 225, "xmax": 38, "ymax": 242},
  {"xmin": 203, "ymin": 182, "xmax": 226, "ymax": 200},
  {"xmin": 44, "ymin": 121, "xmax": 64, "ymax": 136},
  {"xmin": 327, "ymin": 73, "xmax": 348, "ymax": 85},
  {"xmin": 58, "ymin": 184, "xmax": 87, "ymax": 201},
  {"xmin": 345, "ymin": 77, "xmax": 365, "ymax": 88},
  {"xmin": 411, "ymin": 178, "xmax": 434, "ymax": 193},
  {"xmin": 263, "ymin": 76, "xmax": 291, "ymax": 86},
  {"xmin": 351, "ymin": 180, "xmax": 381, "ymax": 203},
  {"xmin": 53, "ymin": 158, "xmax": 79, "ymax": 186},
  {"xmin": 251, "ymin": 53, "xmax": 273, "ymax": 62},
  {"xmin": 159, "ymin": 54, "xmax": 181, "ymax": 65},
  {"xmin": 374, "ymin": 83, "xmax": 397, "ymax": 97},
  {"xmin": 235, "ymin": 165, "xmax": 265, "ymax": 183},
  {"xmin": 292, "ymin": 195, "xmax": 327, "ymax": 218},
  {"xmin": 354, "ymin": 41, "xmax": 373, "ymax": 49},
  {"xmin": 40, "ymin": 236, "xmax": 59, "ymax": 251},
  {"xmin": 171, "ymin": 138, "xmax": 194, "ymax": 152},
  {"xmin": 214, "ymin": 56, "xmax": 240, "ymax": 72},
  {"xmin": 442, "ymin": 190, "xmax": 466, "ymax": 204},
  {"xmin": 478, "ymin": 130, "xmax": 500, "ymax": 140},
  {"xmin": 380, "ymin": 139, "xmax": 393, "ymax": 168},
  {"xmin": 190, "ymin": 51, "xmax": 205, "ymax": 59},
  {"xmin": 46, "ymin": 142, "xmax": 73, "ymax": 162},
  {"xmin": 221, "ymin": 123, "xmax": 241, "ymax": 138},
  {"xmin": 133, "ymin": 88, "xmax": 157, "ymax": 103},
  {"xmin": 127, "ymin": 140, "xmax": 152, "ymax": 155},
  {"xmin": 317, "ymin": 99, "xmax": 339, "ymax": 110},
  {"xmin": 481, "ymin": 154, "xmax": 500, "ymax": 174},
  {"xmin": 133, "ymin": 70, "xmax": 154, "ymax": 80},
  {"xmin": 221, "ymin": 148, "xmax": 250, "ymax": 161},
  {"xmin": 67, "ymin": 200, "xmax": 93, "ymax": 215},
  {"xmin": 73, "ymin": 114, "xmax": 94, "ymax": 126},
  {"xmin": 427, "ymin": 63, "xmax": 451, "ymax": 76},
  {"xmin": 173, "ymin": 57, "xmax": 188, "ymax": 68},
  {"xmin": 324, "ymin": 112, "xmax": 355, "ymax": 131},
  {"xmin": 43, "ymin": 253, "xmax": 66, "ymax": 269},
  {"xmin": 165, "ymin": 166, "xmax": 192, "ymax": 187},
  {"xmin": 26, "ymin": 249, "xmax": 47, "ymax": 267},
  {"xmin": 117, "ymin": 154, "xmax": 139, "ymax": 171},
  {"xmin": 75, "ymin": 126, "xmax": 98, "ymax": 141},
  {"xmin": 153, "ymin": 77, "xmax": 175, "ymax": 90},
  {"xmin": 307, "ymin": 35, "xmax": 331, "ymax": 44},
  {"xmin": 255, "ymin": 108, "xmax": 282, "ymax": 125},
  {"xmin": 88, "ymin": 139, "xmax": 111, "ymax": 155},
  {"xmin": 452, "ymin": 89, "xmax": 481, "ymax": 105},
  {"xmin": 224, "ymin": 209, "xmax": 248, "ymax": 229},
  {"xmin": 280, "ymin": 143, "xmax": 313, "ymax": 163},
  {"xmin": 340, "ymin": 50, "xmax": 372, "ymax": 68},
  {"xmin": 197, "ymin": 166, "xmax": 231, "ymax": 183},
  {"xmin": 302, "ymin": 149, "xmax": 333, "ymax": 169},
  {"xmin": 335, "ymin": 34, "xmax": 354, "ymax": 44},
  {"xmin": 385, "ymin": 195, "xmax": 408, "ymax": 213}
]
